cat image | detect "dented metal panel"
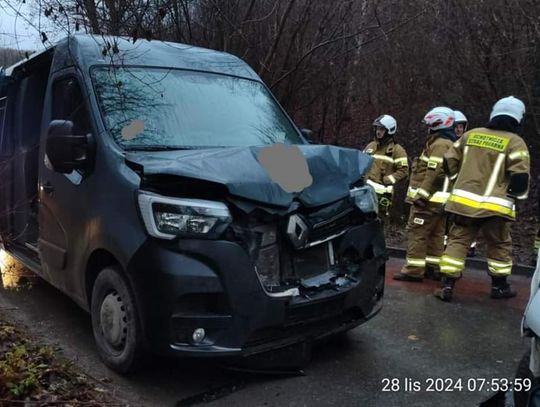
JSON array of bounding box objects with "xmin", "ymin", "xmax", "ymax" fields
[{"xmin": 126, "ymin": 145, "xmax": 373, "ymax": 208}]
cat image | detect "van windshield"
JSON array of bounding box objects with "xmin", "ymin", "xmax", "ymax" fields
[{"xmin": 91, "ymin": 67, "xmax": 303, "ymax": 149}]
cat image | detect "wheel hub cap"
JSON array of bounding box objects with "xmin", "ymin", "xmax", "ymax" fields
[{"xmin": 100, "ymin": 291, "xmax": 127, "ymax": 348}]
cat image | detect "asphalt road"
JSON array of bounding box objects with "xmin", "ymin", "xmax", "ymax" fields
[{"xmin": 0, "ymin": 257, "xmax": 532, "ymax": 407}]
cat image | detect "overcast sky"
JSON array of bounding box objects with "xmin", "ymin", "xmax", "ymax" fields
[{"xmin": 0, "ymin": 0, "xmax": 54, "ymax": 51}]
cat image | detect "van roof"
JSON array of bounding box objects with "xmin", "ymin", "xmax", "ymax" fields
[{"xmin": 5, "ymin": 34, "xmax": 259, "ymax": 80}]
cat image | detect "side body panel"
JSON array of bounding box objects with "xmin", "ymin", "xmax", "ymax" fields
[{"xmin": 37, "ymin": 61, "xmax": 147, "ymax": 309}]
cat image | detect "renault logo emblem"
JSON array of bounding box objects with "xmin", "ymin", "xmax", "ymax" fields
[{"xmin": 286, "ymin": 214, "xmax": 309, "ymax": 248}]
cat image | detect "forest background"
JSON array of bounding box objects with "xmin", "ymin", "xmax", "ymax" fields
[{"xmin": 1, "ymin": 0, "xmax": 539, "ymax": 262}]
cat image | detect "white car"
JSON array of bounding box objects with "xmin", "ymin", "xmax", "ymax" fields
[{"xmin": 515, "ymin": 256, "xmax": 540, "ymax": 406}]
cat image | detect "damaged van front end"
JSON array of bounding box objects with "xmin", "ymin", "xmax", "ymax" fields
[
  {"xmin": 0, "ymin": 35, "xmax": 387, "ymax": 372},
  {"xmin": 125, "ymin": 145, "xmax": 386, "ymax": 358}
]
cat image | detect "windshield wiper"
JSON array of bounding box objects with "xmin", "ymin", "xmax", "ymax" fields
[{"xmin": 124, "ymin": 145, "xmax": 195, "ymax": 151}]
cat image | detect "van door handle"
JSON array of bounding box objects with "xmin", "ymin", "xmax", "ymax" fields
[{"xmin": 42, "ymin": 182, "xmax": 54, "ymax": 194}]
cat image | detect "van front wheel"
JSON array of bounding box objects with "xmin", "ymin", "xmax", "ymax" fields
[{"xmin": 91, "ymin": 266, "xmax": 144, "ymax": 373}]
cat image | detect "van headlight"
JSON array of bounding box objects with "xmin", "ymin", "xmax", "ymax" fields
[
  {"xmin": 350, "ymin": 185, "xmax": 378, "ymax": 214},
  {"xmin": 138, "ymin": 191, "xmax": 232, "ymax": 239}
]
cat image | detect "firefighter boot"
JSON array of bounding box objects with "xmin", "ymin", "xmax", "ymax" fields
[
  {"xmin": 434, "ymin": 276, "xmax": 457, "ymax": 302},
  {"xmin": 425, "ymin": 266, "xmax": 441, "ymax": 281},
  {"xmin": 490, "ymin": 276, "xmax": 517, "ymax": 299}
]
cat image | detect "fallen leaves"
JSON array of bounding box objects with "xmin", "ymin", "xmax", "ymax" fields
[{"xmin": 0, "ymin": 320, "xmax": 129, "ymax": 405}]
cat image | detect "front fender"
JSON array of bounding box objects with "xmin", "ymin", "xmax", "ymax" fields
[{"xmin": 523, "ymin": 255, "xmax": 540, "ymax": 337}]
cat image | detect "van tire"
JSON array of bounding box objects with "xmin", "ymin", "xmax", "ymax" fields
[
  {"xmin": 91, "ymin": 266, "xmax": 144, "ymax": 373},
  {"xmin": 514, "ymin": 350, "xmax": 535, "ymax": 407}
]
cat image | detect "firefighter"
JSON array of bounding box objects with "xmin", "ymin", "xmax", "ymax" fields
[
  {"xmin": 436, "ymin": 96, "xmax": 530, "ymax": 301},
  {"xmin": 393, "ymin": 107, "xmax": 455, "ymax": 281},
  {"xmin": 437, "ymin": 109, "xmax": 471, "ymax": 277},
  {"xmin": 363, "ymin": 115, "xmax": 409, "ymax": 217},
  {"xmin": 454, "ymin": 110, "xmax": 468, "ymax": 139},
  {"xmin": 453, "ymin": 110, "xmax": 478, "ymax": 258}
]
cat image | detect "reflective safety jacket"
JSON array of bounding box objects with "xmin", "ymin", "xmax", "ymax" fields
[
  {"xmin": 406, "ymin": 132, "xmax": 453, "ymax": 206},
  {"xmin": 364, "ymin": 140, "xmax": 408, "ymax": 196},
  {"xmin": 444, "ymin": 127, "xmax": 530, "ymax": 220}
]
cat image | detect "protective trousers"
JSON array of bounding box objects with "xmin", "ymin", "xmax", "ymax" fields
[
  {"xmin": 401, "ymin": 205, "xmax": 447, "ymax": 277},
  {"xmin": 440, "ymin": 215, "xmax": 512, "ymax": 278},
  {"xmin": 378, "ymin": 207, "xmax": 389, "ymax": 224}
]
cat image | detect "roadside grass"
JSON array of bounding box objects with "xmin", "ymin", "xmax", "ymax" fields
[
  {"xmin": 0, "ymin": 316, "xmax": 130, "ymax": 406},
  {"xmin": 0, "ymin": 250, "xmax": 130, "ymax": 406}
]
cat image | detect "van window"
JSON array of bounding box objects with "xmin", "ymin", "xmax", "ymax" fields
[
  {"xmin": 52, "ymin": 77, "xmax": 91, "ymax": 135},
  {"xmin": 91, "ymin": 67, "xmax": 303, "ymax": 149}
]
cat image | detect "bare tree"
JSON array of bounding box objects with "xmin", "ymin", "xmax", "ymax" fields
[{"xmin": 2, "ymin": 0, "xmax": 540, "ymax": 257}]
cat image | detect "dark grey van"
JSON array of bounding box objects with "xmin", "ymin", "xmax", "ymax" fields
[{"xmin": 0, "ymin": 35, "xmax": 385, "ymax": 372}]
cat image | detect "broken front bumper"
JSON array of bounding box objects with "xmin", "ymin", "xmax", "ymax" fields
[{"xmin": 127, "ymin": 219, "xmax": 386, "ymax": 357}]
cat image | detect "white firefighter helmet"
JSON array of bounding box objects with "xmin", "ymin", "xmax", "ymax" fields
[
  {"xmin": 490, "ymin": 96, "xmax": 526, "ymax": 123},
  {"xmin": 372, "ymin": 114, "xmax": 397, "ymax": 135},
  {"xmin": 454, "ymin": 110, "xmax": 468, "ymax": 124},
  {"xmin": 423, "ymin": 107, "xmax": 455, "ymax": 131}
]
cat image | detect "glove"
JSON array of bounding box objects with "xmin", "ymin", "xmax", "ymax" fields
[
  {"xmin": 507, "ymin": 173, "xmax": 529, "ymax": 198},
  {"xmin": 413, "ymin": 196, "xmax": 428, "ymax": 208}
]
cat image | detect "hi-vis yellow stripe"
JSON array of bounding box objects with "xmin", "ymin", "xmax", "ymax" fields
[
  {"xmin": 488, "ymin": 259, "xmax": 512, "ymax": 268},
  {"xmin": 429, "ymin": 192, "xmax": 450, "ymax": 203},
  {"xmin": 372, "ymin": 154, "xmax": 394, "ymax": 163},
  {"xmin": 487, "ymin": 259, "xmax": 512, "ymax": 275},
  {"xmin": 440, "ymin": 254, "xmax": 465, "ymax": 277},
  {"xmin": 407, "ymin": 187, "xmax": 449, "ymax": 204},
  {"xmin": 441, "ymin": 255, "xmax": 465, "ymax": 266},
  {"xmin": 448, "ymin": 195, "xmax": 516, "ymax": 218},
  {"xmin": 394, "ymin": 157, "xmax": 408, "ymax": 166},
  {"xmin": 406, "ymin": 257, "xmax": 426, "ymax": 267},
  {"xmin": 367, "ymin": 179, "xmax": 393, "ymax": 194},
  {"xmin": 426, "ymin": 256, "xmax": 441, "ymax": 264},
  {"xmin": 508, "ymin": 150, "xmax": 530, "ymax": 161},
  {"xmin": 440, "ymin": 265, "xmax": 460, "ymax": 273}
]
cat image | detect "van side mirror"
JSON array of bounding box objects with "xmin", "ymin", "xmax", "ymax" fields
[
  {"xmin": 300, "ymin": 128, "xmax": 315, "ymax": 144},
  {"xmin": 46, "ymin": 120, "xmax": 93, "ymax": 174}
]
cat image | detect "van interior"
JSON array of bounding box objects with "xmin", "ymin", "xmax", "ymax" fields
[{"xmin": 0, "ymin": 49, "xmax": 54, "ymax": 259}]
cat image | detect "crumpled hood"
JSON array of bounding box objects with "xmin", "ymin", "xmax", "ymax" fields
[{"xmin": 125, "ymin": 145, "xmax": 373, "ymax": 208}]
